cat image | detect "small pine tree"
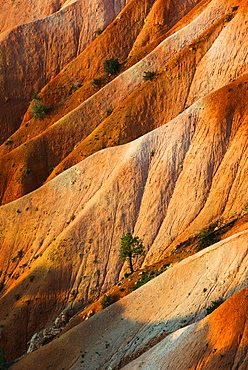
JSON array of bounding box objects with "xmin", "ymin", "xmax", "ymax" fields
[
  {"xmin": 103, "ymin": 58, "xmax": 120, "ymax": 75},
  {"xmin": 119, "ymin": 233, "xmax": 144, "ymax": 274},
  {"xmin": 106, "ymin": 108, "xmax": 113, "ymax": 116},
  {"xmin": 100, "ymin": 294, "xmax": 112, "ymax": 308},
  {"xmin": 31, "ymin": 90, "xmax": 42, "ymax": 100},
  {"xmin": 95, "ymin": 28, "xmax": 103, "ymax": 36},
  {"xmin": 91, "ymin": 78, "xmax": 101, "ymax": 87},
  {"xmin": 206, "ymin": 298, "xmax": 224, "ymax": 315},
  {"xmin": 30, "ymin": 100, "xmax": 47, "ymax": 120},
  {"xmin": 143, "ymin": 71, "xmax": 156, "ymax": 81},
  {"xmin": 197, "ymin": 229, "xmax": 215, "ymax": 250}
]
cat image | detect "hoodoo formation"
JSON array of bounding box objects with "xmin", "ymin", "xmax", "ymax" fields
[{"xmin": 0, "ymin": 0, "xmax": 248, "ymax": 369}]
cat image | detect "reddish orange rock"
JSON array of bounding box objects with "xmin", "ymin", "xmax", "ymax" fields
[{"xmin": 0, "ymin": 0, "xmax": 247, "ymax": 367}]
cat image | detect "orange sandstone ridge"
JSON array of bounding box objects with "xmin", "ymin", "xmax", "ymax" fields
[
  {"xmin": 10, "ymin": 233, "xmax": 248, "ymax": 369},
  {"xmin": 0, "ymin": 0, "xmax": 131, "ymax": 144},
  {"xmin": 0, "ymin": 0, "xmax": 246, "ymax": 204},
  {"xmin": 0, "ymin": 0, "xmax": 248, "ymax": 368}
]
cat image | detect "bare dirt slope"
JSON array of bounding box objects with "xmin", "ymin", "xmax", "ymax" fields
[
  {"xmin": 0, "ymin": 75, "xmax": 248, "ymax": 361},
  {"xmin": 0, "ymin": 0, "xmax": 68, "ymax": 34},
  {"xmin": 0, "ymin": 0, "xmax": 248, "ymax": 368},
  {"xmin": 0, "ymin": 0, "xmax": 131, "ymax": 144},
  {"xmin": 122, "ymin": 285, "xmax": 248, "ymax": 370},
  {"xmin": 1, "ymin": 0, "xmax": 241, "ymax": 203}
]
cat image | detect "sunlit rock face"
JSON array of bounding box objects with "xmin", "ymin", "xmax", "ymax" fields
[
  {"xmin": 0, "ymin": 0, "xmax": 248, "ymax": 367},
  {"xmin": 10, "ymin": 231, "xmax": 248, "ymax": 369},
  {"xmin": 0, "ymin": 0, "xmax": 131, "ymax": 144},
  {"xmin": 122, "ymin": 284, "xmax": 248, "ymax": 370}
]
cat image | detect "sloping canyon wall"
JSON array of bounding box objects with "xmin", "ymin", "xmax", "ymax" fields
[
  {"xmin": 0, "ymin": 0, "xmax": 247, "ymax": 205},
  {"xmin": 0, "ymin": 0, "xmax": 248, "ymax": 367},
  {"xmin": 1, "ymin": 73, "xmax": 248, "ymax": 361},
  {"xmin": 0, "ymin": 0, "xmax": 131, "ymax": 144},
  {"xmin": 11, "ymin": 231, "xmax": 248, "ymax": 369}
]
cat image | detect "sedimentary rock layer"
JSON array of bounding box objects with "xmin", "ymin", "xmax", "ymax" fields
[{"xmin": 11, "ymin": 231, "xmax": 248, "ymax": 369}]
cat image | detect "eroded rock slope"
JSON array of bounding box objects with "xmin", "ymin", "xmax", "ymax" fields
[
  {"xmin": 0, "ymin": 0, "xmax": 131, "ymax": 143},
  {"xmin": 0, "ymin": 74, "xmax": 248, "ymax": 361},
  {"xmin": 0, "ymin": 0, "xmax": 247, "ymax": 205},
  {"xmin": 0, "ymin": 0, "xmax": 248, "ymax": 367},
  {"xmin": 10, "ymin": 231, "xmax": 248, "ymax": 369}
]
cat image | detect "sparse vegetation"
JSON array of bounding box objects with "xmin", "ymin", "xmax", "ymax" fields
[
  {"xmin": 91, "ymin": 78, "xmax": 101, "ymax": 87},
  {"xmin": 14, "ymin": 293, "xmax": 20, "ymax": 301},
  {"xmin": 120, "ymin": 233, "xmax": 145, "ymax": 274},
  {"xmin": 103, "ymin": 58, "xmax": 120, "ymax": 75},
  {"xmin": 124, "ymin": 272, "xmax": 131, "ymax": 278},
  {"xmin": 17, "ymin": 250, "xmax": 24, "ymax": 259},
  {"xmin": 70, "ymin": 214, "xmax": 76, "ymax": 222},
  {"xmin": 100, "ymin": 294, "xmax": 112, "ymax": 308},
  {"xmin": 29, "ymin": 275, "xmax": 35, "ymax": 282},
  {"xmin": 131, "ymin": 267, "xmax": 170, "ymax": 291},
  {"xmin": 32, "ymin": 91, "xmax": 41, "ymax": 100},
  {"xmin": 106, "ymin": 108, "xmax": 113, "ymax": 116},
  {"xmin": 143, "ymin": 71, "xmax": 156, "ymax": 81},
  {"xmin": 206, "ymin": 298, "xmax": 224, "ymax": 315},
  {"xmin": 4, "ymin": 140, "xmax": 13, "ymax": 145},
  {"xmin": 95, "ymin": 28, "xmax": 103, "ymax": 36},
  {"xmin": 242, "ymin": 201, "xmax": 248, "ymax": 215},
  {"xmin": 11, "ymin": 250, "xmax": 24, "ymax": 262},
  {"xmin": 30, "ymin": 100, "xmax": 47, "ymax": 120},
  {"xmin": 69, "ymin": 82, "xmax": 82, "ymax": 91},
  {"xmin": 225, "ymin": 13, "xmax": 234, "ymax": 22},
  {"xmin": 131, "ymin": 271, "xmax": 155, "ymax": 291},
  {"xmin": 197, "ymin": 229, "xmax": 216, "ymax": 250}
]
